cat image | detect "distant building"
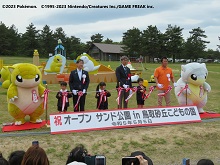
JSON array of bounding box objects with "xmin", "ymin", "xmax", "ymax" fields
[{"xmin": 87, "ymin": 43, "xmax": 126, "ymax": 61}]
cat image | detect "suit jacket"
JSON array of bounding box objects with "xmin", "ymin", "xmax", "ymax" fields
[
  {"xmin": 69, "ymin": 69, "xmax": 90, "ymax": 91},
  {"xmin": 116, "ymin": 65, "xmax": 132, "ymax": 88}
]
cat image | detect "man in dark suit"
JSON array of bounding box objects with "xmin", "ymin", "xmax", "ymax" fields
[
  {"xmin": 116, "ymin": 56, "xmax": 132, "ymax": 109},
  {"xmin": 69, "ymin": 59, "xmax": 90, "ymax": 112}
]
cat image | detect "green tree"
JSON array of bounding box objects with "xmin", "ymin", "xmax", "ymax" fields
[
  {"xmin": 65, "ymin": 36, "xmax": 84, "ymax": 59},
  {"xmin": 53, "ymin": 27, "xmax": 67, "ymax": 44},
  {"xmin": 141, "ymin": 25, "xmax": 163, "ymax": 62},
  {"xmin": 103, "ymin": 38, "xmax": 113, "ymax": 44},
  {"xmin": 204, "ymin": 49, "xmax": 220, "ymax": 59},
  {"xmin": 21, "ymin": 23, "xmax": 40, "ymax": 57},
  {"xmin": 0, "ymin": 23, "xmax": 19, "ymax": 56},
  {"xmin": 80, "ymin": 42, "xmax": 89, "ymax": 54},
  {"xmin": 164, "ymin": 24, "xmax": 184, "ymax": 62},
  {"xmin": 86, "ymin": 33, "xmax": 104, "ymax": 48},
  {"xmin": 91, "ymin": 33, "xmax": 104, "ymax": 43},
  {"xmin": 122, "ymin": 27, "xmax": 142, "ymax": 56},
  {"xmin": 0, "ymin": 22, "xmax": 8, "ymax": 55},
  {"xmin": 39, "ymin": 25, "xmax": 55, "ymax": 57},
  {"xmin": 184, "ymin": 27, "xmax": 210, "ymax": 60},
  {"xmin": 217, "ymin": 36, "xmax": 220, "ymax": 50}
]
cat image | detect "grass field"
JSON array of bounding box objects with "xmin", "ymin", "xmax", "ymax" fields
[{"xmin": 0, "ymin": 56, "xmax": 220, "ymax": 165}]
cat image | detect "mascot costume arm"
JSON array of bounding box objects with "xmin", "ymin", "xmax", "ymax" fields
[
  {"xmin": 7, "ymin": 66, "xmax": 18, "ymax": 101},
  {"xmin": 203, "ymin": 82, "xmax": 211, "ymax": 92},
  {"xmin": 38, "ymin": 66, "xmax": 45, "ymax": 96},
  {"xmin": 7, "ymin": 84, "xmax": 18, "ymax": 101},
  {"xmin": 38, "ymin": 84, "xmax": 45, "ymax": 97}
]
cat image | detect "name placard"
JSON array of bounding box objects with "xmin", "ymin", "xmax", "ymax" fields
[{"xmin": 50, "ymin": 105, "xmax": 201, "ymax": 134}]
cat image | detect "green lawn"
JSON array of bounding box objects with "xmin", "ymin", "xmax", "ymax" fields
[{"xmin": 0, "ymin": 56, "xmax": 220, "ymax": 165}]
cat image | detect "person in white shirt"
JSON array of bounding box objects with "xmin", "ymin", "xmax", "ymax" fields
[{"xmin": 69, "ymin": 59, "xmax": 90, "ymax": 112}]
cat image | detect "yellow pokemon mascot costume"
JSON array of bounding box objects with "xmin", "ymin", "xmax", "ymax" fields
[
  {"xmin": 174, "ymin": 62, "xmax": 211, "ymax": 113},
  {"xmin": 7, "ymin": 63, "xmax": 45, "ymax": 125},
  {"xmin": 0, "ymin": 66, "xmax": 11, "ymax": 89},
  {"xmin": 44, "ymin": 55, "xmax": 62, "ymax": 73}
]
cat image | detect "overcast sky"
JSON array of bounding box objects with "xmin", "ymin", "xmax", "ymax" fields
[{"xmin": 1, "ymin": 0, "xmax": 220, "ymax": 50}]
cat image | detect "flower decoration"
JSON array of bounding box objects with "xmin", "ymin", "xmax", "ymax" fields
[
  {"xmin": 82, "ymin": 74, "xmax": 86, "ymax": 84},
  {"xmin": 127, "ymin": 73, "xmax": 131, "ymax": 80}
]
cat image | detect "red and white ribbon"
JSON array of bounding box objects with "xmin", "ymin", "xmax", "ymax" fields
[
  {"xmin": 32, "ymin": 89, "xmax": 39, "ymax": 103},
  {"xmin": 62, "ymin": 92, "xmax": 68, "ymax": 111},
  {"xmin": 199, "ymin": 85, "xmax": 204, "ymax": 98},
  {"xmin": 97, "ymin": 90, "xmax": 107, "ymax": 109},
  {"xmin": 116, "ymin": 87, "xmax": 123, "ymax": 105},
  {"xmin": 125, "ymin": 87, "xmax": 131, "ymax": 93},
  {"xmin": 158, "ymin": 85, "xmax": 173, "ymax": 97},
  {"xmin": 143, "ymin": 86, "xmax": 155, "ymax": 100},
  {"xmin": 74, "ymin": 91, "xmax": 83, "ymax": 111},
  {"xmin": 177, "ymin": 84, "xmax": 188, "ymax": 96},
  {"xmin": 82, "ymin": 74, "xmax": 86, "ymax": 84},
  {"xmin": 125, "ymin": 87, "xmax": 138, "ymax": 102},
  {"xmin": 127, "ymin": 73, "xmax": 131, "ymax": 80},
  {"xmin": 43, "ymin": 89, "xmax": 50, "ymax": 110}
]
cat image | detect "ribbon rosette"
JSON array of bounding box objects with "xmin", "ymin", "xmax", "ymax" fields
[
  {"xmin": 32, "ymin": 89, "xmax": 39, "ymax": 103},
  {"xmin": 167, "ymin": 74, "xmax": 171, "ymax": 81},
  {"xmin": 127, "ymin": 73, "xmax": 131, "ymax": 80},
  {"xmin": 82, "ymin": 74, "xmax": 86, "ymax": 84}
]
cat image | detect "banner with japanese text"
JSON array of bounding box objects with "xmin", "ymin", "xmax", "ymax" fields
[{"xmin": 50, "ymin": 105, "xmax": 201, "ymax": 134}]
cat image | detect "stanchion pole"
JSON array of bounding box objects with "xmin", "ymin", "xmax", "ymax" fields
[
  {"xmin": 45, "ymin": 84, "xmax": 48, "ymax": 127},
  {"xmin": 185, "ymin": 83, "xmax": 188, "ymax": 105}
]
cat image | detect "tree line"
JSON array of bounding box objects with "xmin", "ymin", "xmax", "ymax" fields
[
  {"xmin": 0, "ymin": 22, "xmax": 220, "ymax": 61},
  {"xmin": 122, "ymin": 25, "xmax": 220, "ymax": 62}
]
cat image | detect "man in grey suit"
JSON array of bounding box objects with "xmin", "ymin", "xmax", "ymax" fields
[{"xmin": 116, "ymin": 56, "xmax": 132, "ymax": 109}]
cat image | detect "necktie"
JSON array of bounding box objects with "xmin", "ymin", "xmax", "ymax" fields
[
  {"xmin": 124, "ymin": 67, "xmax": 127, "ymax": 75},
  {"xmin": 78, "ymin": 70, "xmax": 81, "ymax": 80}
]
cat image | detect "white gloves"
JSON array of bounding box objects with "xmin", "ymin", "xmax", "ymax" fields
[
  {"xmin": 174, "ymin": 82, "xmax": 177, "ymax": 87},
  {"xmin": 72, "ymin": 90, "xmax": 78, "ymax": 95},
  {"xmin": 157, "ymin": 83, "xmax": 164, "ymax": 89},
  {"xmin": 72, "ymin": 89, "xmax": 86, "ymax": 95},
  {"xmin": 123, "ymin": 84, "xmax": 129, "ymax": 89}
]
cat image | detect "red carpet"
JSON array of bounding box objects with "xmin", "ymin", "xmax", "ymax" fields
[
  {"xmin": 2, "ymin": 121, "xmax": 49, "ymax": 132},
  {"xmin": 200, "ymin": 112, "xmax": 220, "ymax": 119}
]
